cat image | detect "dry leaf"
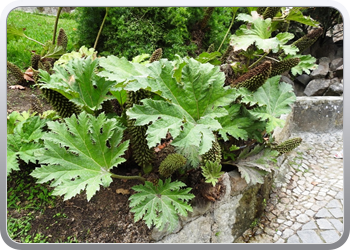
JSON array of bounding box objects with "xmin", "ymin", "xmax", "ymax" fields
[
  {"xmin": 9, "ymin": 85, "xmax": 26, "ymax": 90},
  {"xmin": 116, "ymin": 188, "xmax": 130, "ymax": 195},
  {"xmin": 24, "ymin": 68, "xmax": 35, "ymax": 81},
  {"xmin": 311, "ymin": 181, "xmax": 319, "ymax": 186}
]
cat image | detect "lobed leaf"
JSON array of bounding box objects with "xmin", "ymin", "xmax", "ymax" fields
[
  {"xmin": 235, "ymin": 146, "xmax": 279, "ymax": 185},
  {"xmin": 7, "ymin": 116, "xmax": 47, "ymax": 175},
  {"xmin": 231, "ymin": 11, "xmax": 297, "ymax": 54},
  {"xmin": 129, "ymin": 179, "xmax": 194, "ymax": 232},
  {"xmin": 39, "ymin": 57, "xmax": 115, "ymax": 113},
  {"xmin": 31, "ymin": 112, "xmax": 129, "ymax": 201},
  {"xmin": 124, "ymin": 58, "xmax": 236, "ymax": 164},
  {"xmin": 248, "ymin": 76, "xmax": 296, "ymax": 132}
]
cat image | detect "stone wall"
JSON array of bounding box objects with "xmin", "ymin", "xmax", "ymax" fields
[
  {"xmin": 292, "ymin": 96, "xmax": 343, "ymax": 133},
  {"xmin": 288, "ymin": 24, "xmax": 344, "ymax": 97}
]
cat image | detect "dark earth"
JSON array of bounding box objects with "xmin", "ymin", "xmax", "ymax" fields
[{"xmin": 7, "ymin": 73, "xmax": 223, "ymax": 243}]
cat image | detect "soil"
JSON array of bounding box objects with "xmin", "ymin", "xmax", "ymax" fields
[
  {"xmin": 7, "ymin": 73, "xmax": 222, "ymax": 243},
  {"xmin": 7, "ymin": 74, "xmax": 154, "ymax": 243}
]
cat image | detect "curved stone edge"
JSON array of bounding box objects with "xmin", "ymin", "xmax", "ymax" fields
[{"xmin": 292, "ymin": 96, "xmax": 343, "ymax": 133}]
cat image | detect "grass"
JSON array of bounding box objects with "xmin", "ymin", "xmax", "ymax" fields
[
  {"xmin": 7, "ymin": 10, "xmax": 78, "ymax": 70},
  {"xmin": 7, "ymin": 212, "xmax": 49, "ymax": 243},
  {"xmin": 7, "ymin": 163, "xmax": 58, "ymax": 242},
  {"xmin": 7, "ymin": 164, "xmax": 57, "ymax": 211}
]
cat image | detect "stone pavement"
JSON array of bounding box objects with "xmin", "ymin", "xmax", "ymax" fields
[{"xmin": 237, "ymin": 131, "xmax": 344, "ymax": 244}]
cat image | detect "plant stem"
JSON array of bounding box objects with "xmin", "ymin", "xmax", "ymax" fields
[
  {"xmin": 254, "ymin": 54, "xmax": 280, "ymax": 62},
  {"xmin": 24, "ymin": 35, "xmax": 45, "ymax": 46},
  {"xmin": 248, "ymin": 51, "xmax": 270, "ymax": 69},
  {"xmin": 52, "ymin": 7, "xmax": 62, "ymax": 45},
  {"xmin": 218, "ymin": 10, "xmax": 237, "ymax": 52},
  {"xmin": 110, "ymin": 173, "xmax": 146, "ymax": 183},
  {"xmin": 221, "ymin": 161, "xmax": 237, "ymax": 166},
  {"xmin": 94, "ymin": 7, "xmax": 109, "ymax": 50}
]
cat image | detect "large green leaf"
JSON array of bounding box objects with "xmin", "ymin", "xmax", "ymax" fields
[
  {"xmin": 285, "ymin": 8, "xmax": 319, "ymax": 27},
  {"xmin": 7, "ymin": 116, "xmax": 47, "ymax": 175},
  {"xmin": 129, "ymin": 178, "xmax": 194, "ymax": 232},
  {"xmin": 98, "ymin": 56, "xmax": 152, "ymax": 88},
  {"xmin": 39, "ymin": 57, "xmax": 115, "ymax": 113},
  {"xmin": 285, "ymin": 54, "xmax": 317, "ymax": 75},
  {"xmin": 230, "ymin": 11, "xmax": 297, "ymax": 54},
  {"xmin": 124, "ymin": 58, "xmax": 236, "ymax": 164},
  {"xmin": 235, "ymin": 146, "xmax": 279, "ymax": 185},
  {"xmin": 217, "ymin": 104, "xmax": 252, "ymax": 141},
  {"xmin": 31, "ymin": 112, "xmax": 129, "ymax": 201},
  {"xmin": 248, "ymin": 76, "xmax": 296, "ymax": 132}
]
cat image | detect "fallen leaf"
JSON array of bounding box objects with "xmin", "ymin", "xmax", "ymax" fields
[
  {"xmin": 311, "ymin": 181, "xmax": 319, "ymax": 186},
  {"xmin": 24, "ymin": 68, "xmax": 35, "ymax": 81},
  {"xmin": 9, "ymin": 85, "xmax": 26, "ymax": 90},
  {"xmin": 203, "ymin": 194, "xmax": 216, "ymax": 202},
  {"xmin": 116, "ymin": 188, "xmax": 130, "ymax": 195}
]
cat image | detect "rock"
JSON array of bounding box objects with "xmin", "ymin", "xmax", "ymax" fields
[
  {"xmin": 304, "ymin": 79, "xmax": 331, "ymax": 96},
  {"xmin": 310, "ymin": 57, "xmax": 330, "ymax": 79},
  {"xmin": 294, "ymin": 82, "xmax": 306, "ymax": 96},
  {"xmin": 326, "ymin": 23, "xmax": 343, "ymax": 43},
  {"xmin": 324, "ymin": 77, "xmax": 343, "ymax": 96},
  {"xmin": 330, "ymin": 58, "xmax": 343, "ymax": 71},
  {"xmin": 324, "ymin": 83, "xmax": 343, "ymax": 96},
  {"xmin": 311, "ymin": 38, "xmax": 339, "ymax": 61},
  {"xmin": 280, "ymin": 75, "xmax": 295, "ymax": 88},
  {"xmin": 159, "ymin": 216, "xmax": 214, "ymax": 243},
  {"xmin": 228, "ymin": 171, "xmax": 248, "ymax": 196},
  {"xmin": 335, "ymin": 65, "xmax": 343, "ymax": 78},
  {"xmin": 295, "ymin": 74, "xmax": 311, "ymax": 86}
]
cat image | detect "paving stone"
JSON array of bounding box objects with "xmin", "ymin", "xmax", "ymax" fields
[
  {"xmin": 302, "ymin": 221, "xmax": 318, "ymax": 230},
  {"xmin": 283, "ymin": 221, "xmax": 293, "ymax": 227},
  {"xmin": 335, "ymin": 190, "xmax": 344, "ymax": 199},
  {"xmin": 246, "ymin": 132, "xmax": 343, "ymax": 244},
  {"xmin": 272, "ymin": 234, "xmax": 280, "ymax": 241},
  {"xmin": 315, "ymin": 208, "xmax": 332, "ymax": 218},
  {"xmin": 297, "ymin": 230, "xmax": 324, "ymax": 243},
  {"xmin": 311, "ymin": 205, "xmax": 321, "ymax": 212},
  {"xmin": 276, "ymin": 219, "xmax": 285, "ymax": 224},
  {"xmin": 296, "ymin": 214, "xmax": 310, "ymax": 223},
  {"xmin": 329, "ymin": 219, "xmax": 343, "ymax": 233},
  {"xmin": 275, "ymin": 238, "xmax": 285, "ymax": 243},
  {"xmin": 291, "ymin": 222, "xmax": 302, "ymax": 231},
  {"xmin": 326, "ymin": 199, "xmax": 342, "ymax": 208},
  {"xmin": 316, "ymin": 219, "xmax": 335, "ymax": 230},
  {"xmin": 264, "ymin": 227, "xmax": 276, "ymax": 236},
  {"xmin": 329, "ymin": 208, "xmax": 343, "ymax": 218},
  {"xmin": 287, "ymin": 235, "xmax": 301, "ymax": 243},
  {"xmin": 305, "ymin": 210, "xmax": 316, "ymax": 217},
  {"xmin": 320, "ymin": 230, "xmax": 341, "ymax": 243},
  {"xmin": 303, "ymin": 203, "xmax": 313, "ymax": 209}
]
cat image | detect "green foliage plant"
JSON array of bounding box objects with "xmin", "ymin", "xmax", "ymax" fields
[
  {"xmin": 30, "ymin": 112, "xmax": 131, "ymax": 201},
  {"xmin": 229, "ymin": 9, "xmax": 320, "ymax": 75},
  {"xmin": 129, "ymin": 178, "xmax": 194, "ymax": 232},
  {"xmin": 201, "ymin": 161, "xmax": 224, "ymax": 186},
  {"xmin": 38, "ymin": 56, "xmax": 114, "ymax": 115},
  {"xmin": 7, "ymin": 112, "xmax": 47, "ymax": 175},
  {"xmin": 11, "ymin": 7, "xmax": 319, "ymax": 232},
  {"xmin": 159, "ymin": 153, "xmax": 187, "ymax": 178}
]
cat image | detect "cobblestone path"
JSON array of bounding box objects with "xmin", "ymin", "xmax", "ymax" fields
[{"xmin": 237, "ymin": 131, "xmax": 344, "ymax": 244}]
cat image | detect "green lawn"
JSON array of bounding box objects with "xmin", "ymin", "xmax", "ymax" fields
[{"xmin": 7, "ymin": 10, "xmax": 78, "ymax": 69}]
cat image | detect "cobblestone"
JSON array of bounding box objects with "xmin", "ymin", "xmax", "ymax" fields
[{"xmin": 245, "ymin": 132, "xmax": 343, "ymax": 244}]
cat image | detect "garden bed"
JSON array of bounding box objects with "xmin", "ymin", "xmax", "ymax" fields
[{"xmin": 7, "ymin": 7, "xmax": 343, "ymax": 245}]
